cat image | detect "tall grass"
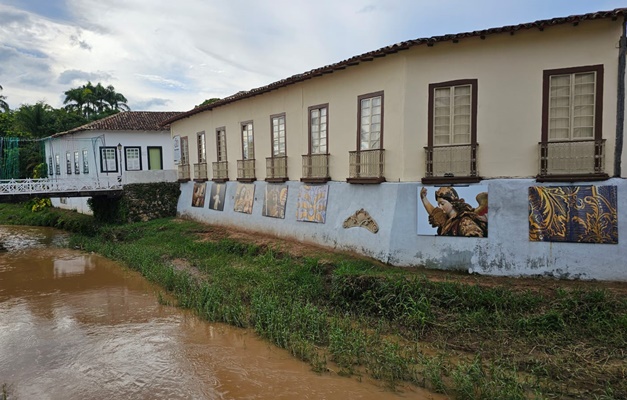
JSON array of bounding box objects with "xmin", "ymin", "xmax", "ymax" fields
[{"xmin": 1, "ymin": 203, "xmax": 625, "ymax": 399}]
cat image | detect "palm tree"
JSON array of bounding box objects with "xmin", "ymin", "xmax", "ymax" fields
[
  {"xmin": 0, "ymin": 85, "xmax": 9, "ymax": 112},
  {"xmin": 64, "ymin": 82, "xmax": 130, "ymax": 119}
]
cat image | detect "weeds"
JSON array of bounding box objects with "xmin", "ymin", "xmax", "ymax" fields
[{"xmin": 1, "ymin": 204, "xmax": 625, "ymax": 399}]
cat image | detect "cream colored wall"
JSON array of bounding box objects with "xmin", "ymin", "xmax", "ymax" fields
[
  {"xmin": 402, "ymin": 19, "xmax": 622, "ymax": 179},
  {"xmin": 171, "ymin": 18, "xmax": 624, "ymax": 181}
]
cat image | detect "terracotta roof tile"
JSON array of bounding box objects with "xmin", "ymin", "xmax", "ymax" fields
[
  {"xmin": 161, "ymin": 7, "xmax": 627, "ymax": 126},
  {"xmin": 53, "ymin": 111, "xmax": 183, "ymax": 137}
]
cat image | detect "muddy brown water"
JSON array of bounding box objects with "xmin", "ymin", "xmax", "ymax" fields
[{"xmin": 0, "ymin": 225, "xmax": 445, "ymax": 400}]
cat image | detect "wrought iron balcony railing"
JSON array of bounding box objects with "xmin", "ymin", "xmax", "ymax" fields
[
  {"xmin": 538, "ymin": 139, "xmax": 607, "ymax": 180},
  {"xmin": 193, "ymin": 162, "xmax": 208, "ymax": 181},
  {"xmin": 301, "ymin": 154, "xmax": 330, "ymax": 182},
  {"xmin": 178, "ymin": 164, "xmax": 190, "ymax": 181},
  {"xmin": 424, "ymin": 144, "xmax": 478, "ymax": 181},
  {"xmin": 348, "ymin": 149, "xmax": 385, "ymax": 183},
  {"xmin": 266, "ymin": 156, "xmax": 288, "ymax": 182},
  {"xmin": 212, "ymin": 161, "xmax": 229, "ymax": 181},
  {"xmin": 237, "ymin": 159, "xmax": 256, "ymax": 181}
]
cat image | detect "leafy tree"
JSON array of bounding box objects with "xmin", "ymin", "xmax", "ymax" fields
[
  {"xmin": 63, "ymin": 82, "xmax": 130, "ymax": 119},
  {"xmin": 13, "ymin": 102, "xmax": 56, "ymax": 138},
  {"xmin": 0, "ymin": 84, "xmax": 9, "ymax": 112}
]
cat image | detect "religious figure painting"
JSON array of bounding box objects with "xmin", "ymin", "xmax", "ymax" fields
[
  {"xmin": 296, "ymin": 184, "xmax": 329, "ymax": 223},
  {"xmin": 208, "ymin": 182, "xmax": 226, "ymax": 211},
  {"xmin": 191, "ymin": 182, "xmax": 207, "ymax": 208},
  {"xmin": 263, "ymin": 184, "xmax": 288, "ymax": 219},
  {"xmin": 528, "ymin": 185, "xmax": 617, "ymax": 244},
  {"xmin": 233, "ymin": 183, "xmax": 255, "ymax": 214},
  {"xmin": 418, "ymin": 185, "xmax": 488, "ymax": 237}
]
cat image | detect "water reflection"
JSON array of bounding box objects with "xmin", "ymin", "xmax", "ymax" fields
[{"xmin": 0, "ymin": 225, "xmax": 444, "ymax": 400}]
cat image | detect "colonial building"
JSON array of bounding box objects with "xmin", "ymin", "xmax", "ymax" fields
[
  {"xmin": 163, "ymin": 9, "xmax": 627, "ymax": 281},
  {"xmin": 45, "ymin": 111, "xmax": 181, "ymax": 213}
]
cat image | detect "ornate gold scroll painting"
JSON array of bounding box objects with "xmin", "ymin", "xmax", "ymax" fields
[
  {"xmin": 191, "ymin": 182, "xmax": 206, "ymax": 208},
  {"xmin": 529, "ymin": 185, "xmax": 617, "ymax": 244},
  {"xmin": 417, "ymin": 185, "xmax": 488, "ymax": 237},
  {"xmin": 296, "ymin": 184, "xmax": 329, "ymax": 223},
  {"xmin": 263, "ymin": 184, "xmax": 288, "ymax": 219},
  {"xmin": 233, "ymin": 183, "xmax": 255, "ymax": 214}
]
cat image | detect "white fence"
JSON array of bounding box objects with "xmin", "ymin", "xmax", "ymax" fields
[{"xmin": 0, "ymin": 177, "xmax": 123, "ymax": 196}]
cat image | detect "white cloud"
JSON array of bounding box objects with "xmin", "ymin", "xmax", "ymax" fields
[{"xmin": 0, "ymin": 0, "xmax": 626, "ymax": 112}]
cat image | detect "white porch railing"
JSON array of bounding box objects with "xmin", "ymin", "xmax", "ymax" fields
[{"xmin": 0, "ymin": 177, "xmax": 123, "ymax": 196}]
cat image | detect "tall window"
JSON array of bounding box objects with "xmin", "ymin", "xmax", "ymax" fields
[
  {"xmin": 125, "ymin": 147, "xmax": 142, "ymax": 171},
  {"xmin": 358, "ymin": 92, "xmax": 383, "ymax": 150},
  {"xmin": 55, "ymin": 154, "xmax": 60, "ymax": 175},
  {"xmin": 180, "ymin": 136, "xmax": 189, "ymax": 165},
  {"xmin": 216, "ymin": 128, "xmax": 227, "ymax": 162},
  {"xmin": 309, "ymin": 105, "xmax": 328, "ymax": 154},
  {"xmin": 82, "ymin": 149, "xmax": 89, "ymax": 174},
  {"xmin": 100, "ymin": 147, "xmax": 118, "ymax": 173},
  {"xmin": 197, "ymin": 131, "xmax": 206, "ymax": 163},
  {"xmin": 431, "ymin": 82, "xmax": 475, "ymax": 146},
  {"xmin": 271, "ymin": 114, "xmax": 286, "ymax": 156},
  {"xmin": 74, "ymin": 151, "xmax": 80, "ymax": 174},
  {"xmin": 241, "ymin": 121, "xmax": 254, "ymax": 159},
  {"xmin": 66, "ymin": 152, "xmax": 72, "ymax": 174},
  {"xmin": 543, "ymin": 65, "xmax": 603, "ymax": 141},
  {"xmin": 48, "ymin": 156, "xmax": 54, "ymax": 176}
]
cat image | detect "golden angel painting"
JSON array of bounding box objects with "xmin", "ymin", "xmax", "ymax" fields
[
  {"xmin": 418, "ymin": 185, "xmax": 488, "ymax": 237},
  {"xmin": 233, "ymin": 183, "xmax": 255, "ymax": 214},
  {"xmin": 528, "ymin": 185, "xmax": 617, "ymax": 244},
  {"xmin": 296, "ymin": 185, "xmax": 329, "ymax": 223},
  {"xmin": 263, "ymin": 184, "xmax": 288, "ymax": 219},
  {"xmin": 191, "ymin": 182, "xmax": 207, "ymax": 208}
]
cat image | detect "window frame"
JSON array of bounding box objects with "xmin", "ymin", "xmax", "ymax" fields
[
  {"xmin": 180, "ymin": 136, "xmax": 189, "ymax": 165},
  {"xmin": 541, "ymin": 64, "xmax": 604, "ymax": 143},
  {"xmin": 55, "ymin": 154, "xmax": 61, "ymax": 175},
  {"xmin": 196, "ymin": 131, "xmax": 207, "ymax": 163},
  {"xmin": 82, "ymin": 149, "xmax": 89, "ymax": 174},
  {"xmin": 66, "ymin": 152, "xmax": 72, "ymax": 175},
  {"xmin": 124, "ymin": 146, "xmax": 142, "ymax": 171},
  {"xmin": 240, "ymin": 121, "xmax": 255, "ymax": 160},
  {"xmin": 215, "ymin": 127, "xmax": 227, "ymax": 162},
  {"xmin": 427, "ymin": 79, "xmax": 478, "ymax": 148},
  {"xmin": 147, "ymin": 146, "xmax": 163, "ymax": 170},
  {"xmin": 270, "ymin": 113, "xmax": 287, "ymax": 157},
  {"xmin": 74, "ymin": 151, "xmax": 80, "ymax": 174},
  {"xmin": 308, "ymin": 104, "xmax": 329, "ymax": 155},
  {"xmin": 356, "ymin": 91, "xmax": 384, "ymax": 150},
  {"xmin": 100, "ymin": 146, "xmax": 119, "ymax": 173}
]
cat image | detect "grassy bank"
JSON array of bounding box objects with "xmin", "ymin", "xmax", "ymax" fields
[{"xmin": 1, "ymin": 203, "xmax": 625, "ymax": 399}]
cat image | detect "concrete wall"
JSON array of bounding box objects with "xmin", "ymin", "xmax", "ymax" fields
[{"xmin": 177, "ymin": 178, "xmax": 626, "ymax": 281}]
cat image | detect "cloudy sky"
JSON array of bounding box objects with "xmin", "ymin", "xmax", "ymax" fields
[{"xmin": 1, "ymin": 0, "xmax": 625, "ymax": 112}]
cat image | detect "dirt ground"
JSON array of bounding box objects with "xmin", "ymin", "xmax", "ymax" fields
[{"xmin": 193, "ymin": 222, "xmax": 627, "ymax": 297}]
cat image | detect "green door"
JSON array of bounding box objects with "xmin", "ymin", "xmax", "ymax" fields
[{"xmin": 148, "ymin": 147, "xmax": 163, "ymax": 170}]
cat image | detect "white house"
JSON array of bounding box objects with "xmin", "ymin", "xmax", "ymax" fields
[
  {"xmin": 160, "ymin": 8, "xmax": 627, "ymax": 281},
  {"xmin": 44, "ymin": 111, "xmax": 181, "ymax": 213}
]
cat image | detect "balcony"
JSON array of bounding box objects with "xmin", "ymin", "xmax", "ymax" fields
[
  {"xmin": 237, "ymin": 159, "xmax": 256, "ymax": 182},
  {"xmin": 193, "ymin": 162, "xmax": 208, "ymax": 181},
  {"xmin": 177, "ymin": 164, "xmax": 190, "ymax": 181},
  {"xmin": 265, "ymin": 156, "xmax": 288, "ymax": 182},
  {"xmin": 423, "ymin": 144, "xmax": 480, "ymax": 184},
  {"xmin": 212, "ymin": 161, "xmax": 229, "ymax": 182},
  {"xmin": 538, "ymin": 139, "xmax": 608, "ymax": 182},
  {"xmin": 301, "ymin": 154, "xmax": 330, "ymax": 183},
  {"xmin": 347, "ymin": 149, "xmax": 385, "ymax": 184}
]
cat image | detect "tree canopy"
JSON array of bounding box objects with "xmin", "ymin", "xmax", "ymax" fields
[
  {"xmin": 63, "ymin": 82, "xmax": 130, "ymax": 119},
  {"xmin": 0, "ymin": 84, "xmax": 9, "ymax": 113}
]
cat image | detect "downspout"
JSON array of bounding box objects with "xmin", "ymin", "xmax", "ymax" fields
[{"xmin": 614, "ymin": 15, "xmax": 627, "ymax": 177}]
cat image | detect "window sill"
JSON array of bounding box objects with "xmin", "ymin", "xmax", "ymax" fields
[
  {"xmin": 212, "ymin": 178, "xmax": 229, "ymax": 183},
  {"xmin": 301, "ymin": 177, "xmax": 331, "ymax": 184},
  {"xmin": 535, "ymin": 173, "xmax": 609, "ymax": 183},
  {"xmin": 421, "ymin": 176, "xmax": 482, "ymax": 185},
  {"xmin": 265, "ymin": 177, "xmax": 289, "ymax": 183},
  {"xmin": 177, "ymin": 178, "xmax": 191, "ymax": 183},
  {"xmin": 237, "ymin": 177, "xmax": 256, "ymax": 183},
  {"xmin": 347, "ymin": 177, "xmax": 386, "ymax": 184},
  {"xmin": 193, "ymin": 178, "xmax": 208, "ymax": 182}
]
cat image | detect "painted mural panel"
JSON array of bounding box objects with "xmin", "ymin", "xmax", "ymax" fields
[
  {"xmin": 296, "ymin": 184, "xmax": 329, "ymax": 223},
  {"xmin": 233, "ymin": 183, "xmax": 255, "ymax": 214},
  {"xmin": 417, "ymin": 185, "xmax": 488, "ymax": 237},
  {"xmin": 191, "ymin": 182, "xmax": 206, "ymax": 208},
  {"xmin": 208, "ymin": 182, "xmax": 226, "ymax": 211},
  {"xmin": 263, "ymin": 184, "xmax": 288, "ymax": 219},
  {"xmin": 528, "ymin": 185, "xmax": 618, "ymax": 244}
]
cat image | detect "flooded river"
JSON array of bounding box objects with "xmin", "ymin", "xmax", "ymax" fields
[{"xmin": 0, "ymin": 225, "xmax": 444, "ymax": 400}]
